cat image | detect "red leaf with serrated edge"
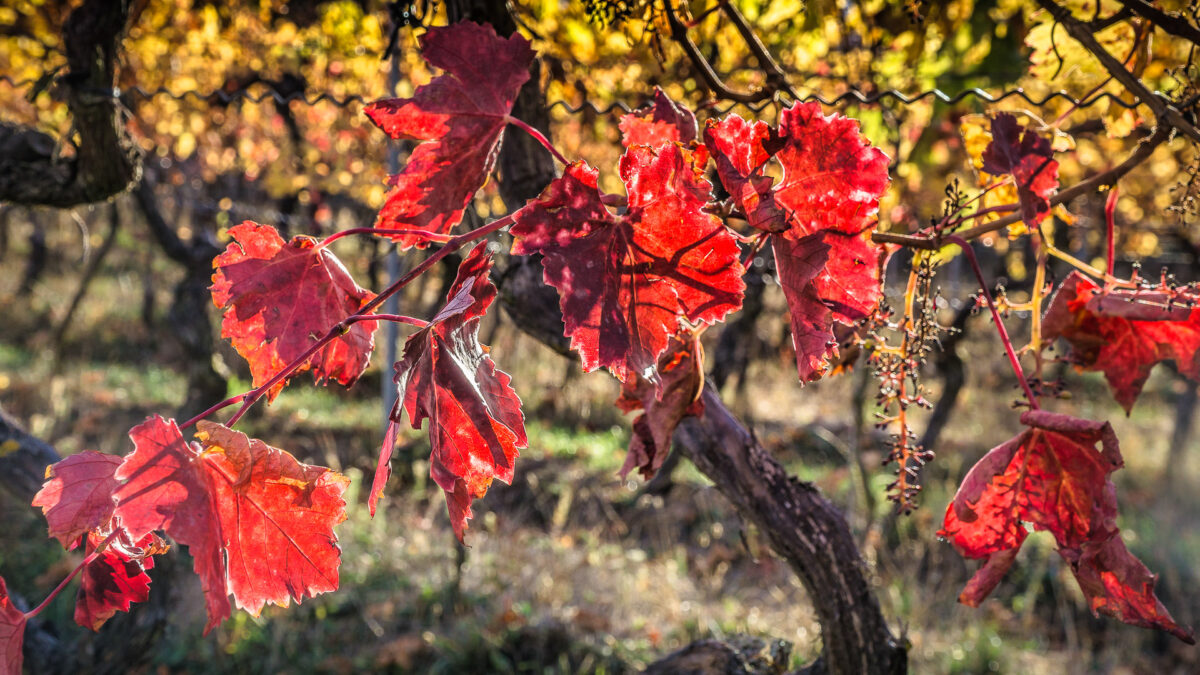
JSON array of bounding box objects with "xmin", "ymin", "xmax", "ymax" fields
[
  {"xmin": 211, "ymin": 221, "xmax": 377, "ymax": 403},
  {"xmin": 615, "ymin": 331, "xmax": 705, "ymax": 480},
  {"xmin": 772, "ymin": 102, "xmax": 890, "ymax": 238},
  {"xmin": 74, "ymin": 529, "xmax": 166, "ymax": 632},
  {"xmin": 1043, "ymin": 271, "xmax": 1200, "ymax": 412},
  {"xmin": 981, "ymin": 112, "xmax": 1058, "ymax": 227},
  {"xmin": 364, "ymin": 22, "xmax": 533, "ymax": 248},
  {"xmin": 32, "ymin": 450, "xmax": 122, "ymax": 549},
  {"xmin": 373, "ymin": 244, "xmax": 526, "ymax": 541},
  {"xmin": 114, "ymin": 416, "xmax": 349, "ymax": 633},
  {"xmin": 706, "ymin": 106, "xmax": 888, "ymax": 381},
  {"xmin": 1068, "ymin": 535, "xmax": 1195, "ymax": 643},
  {"xmin": 940, "ymin": 410, "xmax": 1193, "ymax": 642},
  {"xmin": 0, "ymin": 577, "xmax": 25, "ymax": 675},
  {"xmin": 773, "ymin": 230, "xmax": 884, "ymax": 381},
  {"xmin": 706, "ymin": 104, "xmax": 890, "ymax": 238},
  {"xmin": 510, "ymin": 147, "xmax": 744, "ymax": 383},
  {"xmin": 773, "ymin": 233, "xmax": 835, "ymax": 381},
  {"xmin": 618, "ymin": 88, "xmax": 698, "ymax": 148},
  {"xmin": 704, "ymin": 114, "xmax": 785, "ymax": 233}
]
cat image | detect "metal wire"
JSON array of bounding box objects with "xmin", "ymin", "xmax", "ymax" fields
[{"xmin": 0, "ymin": 74, "xmax": 1140, "ymax": 113}]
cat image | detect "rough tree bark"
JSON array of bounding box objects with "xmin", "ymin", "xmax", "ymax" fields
[{"xmin": 0, "ymin": 0, "xmax": 141, "ymax": 207}]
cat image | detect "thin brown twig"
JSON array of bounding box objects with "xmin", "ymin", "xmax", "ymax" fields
[
  {"xmin": 871, "ymin": 124, "xmax": 1171, "ymax": 249},
  {"xmin": 1038, "ymin": 0, "xmax": 1200, "ymax": 143}
]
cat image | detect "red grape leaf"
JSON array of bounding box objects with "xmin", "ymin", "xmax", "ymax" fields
[
  {"xmin": 510, "ymin": 147, "xmax": 745, "ymax": 384},
  {"xmin": 32, "ymin": 450, "xmax": 122, "ymax": 549},
  {"xmin": 375, "ymin": 244, "xmax": 527, "ymax": 541},
  {"xmin": 772, "ymin": 102, "xmax": 890, "ymax": 238},
  {"xmin": 1042, "ymin": 271, "xmax": 1200, "ymax": 412},
  {"xmin": 0, "ymin": 576, "xmax": 25, "ymax": 675},
  {"xmin": 1068, "ymin": 535, "xmax": 1195, "ymax": 644},
  {"xmin": 703, "ymin": 114, "xmax": 786, "ymax": 233},
  {"xmin": 114, "ymin": 416, "xmax": 349, "ymax": 632},
  {"xmin": 980, "ymin": 112, "xmax": 1059, "ymax": 228},
  {"xmin": 74, "ymin": 529, "xmax": 167, "ymax": 632},
  {"xmin": 364, "ymin": 22, "xmax": 533, "ymax": 248},
  {"xmin": 940, "ymin": 410, "xmax": 1193, "ymax": 642},
  {"xmin": 618, "ymin": 87, "xmax": 698, "ymax": 149},
  {"xmin": 812, "ymin": 230, "xmax": 885, "ymax": 325},
  {"xmin": 615, "ymin": 330, "xmax": 705, "ymax": 480},
  {"xmin": 211, "ymin": 221, "xmax": 378, "ymax": 403},
  {"xmin": 705, "ymin": 103, "xmax": 890, "ymax": 238},
  {"xmin": 773, "ymin": 230, "xmax": 884, "ymax": 381},
  {"xmin": 773, "ymin": 233, "xmax": 835, "ymax": 381},
  {"xmin": 706, "ymin": 105, "xmax": 888, "ymax": 380}
]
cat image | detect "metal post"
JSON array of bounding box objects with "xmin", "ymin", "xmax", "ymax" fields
[{"xmin": 381, "ymin": 49, "xmax": 402, "ymax": 428}]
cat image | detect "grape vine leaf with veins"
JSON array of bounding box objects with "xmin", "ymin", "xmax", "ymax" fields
[
  {"xmin": 617, "ymin": 87, "xmax": 698, "ymax": 148},
  {"xmin": 1043, "ymin": 271, "xmax": 1200, "ymax": 412},
  {"xmin": 980, "ymin": 112, "xmax": 1059, "ymax": 228},
  {"xmin": 114, "ymin": 416, "xmax": 349, "ymax": 633},
  {"xmin": 32, "ymin": 450, "xmax": 123, "ymax": 549},
  {"xmin": 32, "ymin": 450, "xmax": 168, "ymax": 632},
  {"xmin": 364, "ymin": 21, "xmax": 534, "ymax": 248},
  {"xmin": 510, "ymin": 146, "xmax": 745, "ymax": 385},
  {"xmin": 940, "ymin": 410, "xmax": 1193, "ymax": 643},
  {"xmin": 211, "ymin": 221, "xmax": 378, "ymax": 402},
  {"xmin": 614, "ymin": 329, "xmax": 706, "ymax": 480},
  {"xmin": 704, "ymin": 103, "xmax": 889, "ymax": 381},
  {"xmin": 373, "ymin": 243, "xmax": 527, "ymax": 541}
]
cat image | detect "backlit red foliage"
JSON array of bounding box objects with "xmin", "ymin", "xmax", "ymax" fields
[
  {"xmin": 940, "ymin": 410, "xmax": 1192, "ymax": 643},
  {"xmin": 211, "ymin": 221, "xmax": 377, "ymax": 402},
  {"xmin": 1043, "ymin": 271, "xmax": 1200, "ymax": 412},
  {"xmin": 615, "ymin": 330, "xmax": 706, "ymax": 480},
  {"xmin": 981, "ymin": 112, "xmax": 1059, "ymax": 227},
  {"xmin": 617, "ymin": 87, "xmax": 698, "ymax": 148},
  {"xmin": 114, "ymin": 416, "xmax": 348, "ymax": 633},
  {"xmin": 705, "ymin": 104, "xmax": 888, "ymax": 380},
  {"xmin": 374, "ymin": 244, "xmax": 527, "ymax": 540},
  {"xmin": 365, "ymin": 22, "xmax": 533, "ymax": 248},
  {"xmin": 32, "ymin": 450, "xmax": 122, "ymax": 549},
  {"xmin": 510, "ymin": 148, "xmax": 744, "ymax": 384}
]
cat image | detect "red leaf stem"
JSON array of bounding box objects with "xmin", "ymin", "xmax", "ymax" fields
[
  {"xmin": 1105, "ymin": 187, "xmax": 1119, "ymax": 277},
  {"xmin": 505, "ymin": 115, "xmax": 570, "ymax": 166},
  {"xmin": 24, "ymin": 530, "xmax": 119, "ymax": 619},
  {"xmin": 947, "ymin": 235, "xmax": 1039, "ymax": 409},
  {"xmin": 319, "ymin": 227, "xmax": 455, "ymax": 248}
]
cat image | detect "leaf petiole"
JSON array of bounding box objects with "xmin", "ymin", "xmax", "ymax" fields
[
  {"xmin": 24, "ymin": 530, "xmax": 119, "ymax": 619},
  {"xmin": 947, "ymin": 235, "xmax": 1040, "ymax": 409}
]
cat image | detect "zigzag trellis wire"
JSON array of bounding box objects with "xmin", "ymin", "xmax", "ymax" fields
[{"xmin": 0, "ymin": 75, "xmax": 1142, "ymax": 112}]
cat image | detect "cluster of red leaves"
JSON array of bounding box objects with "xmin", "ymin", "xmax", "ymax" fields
[
  {"xmin": 981, "ymin": 112, "xmax": 1059, "ymax": 228},
  {"xmin": 1043, "ymin": 271, "xmax": 1200, "ymax": 412},
  {"xmin": 704, "ymin": 104, "xmax": 890, "ymax": 381},
  {"xmin": 5, "ymin": 22, "xmax": 1193, "ymax": 671},
  {"xmin": 940, "ymin": 410, "xmax": 1193, "ymax": 643},
  {"xmin": 372, "ymin": 244, "xmax": 527, "ymax": 541},
  {"xmin": 510, "ymin": 148, "xmax": 744, "ymax": 384},
  {"xmin": 364, "ymin": 23, "xmax": 533, "ymax": 248},
  {"xmin": 211, "ymin": 221, "xmax": 378, "ymax": 402},
  {"xmin": 23, "ymin": 419, "xmax": 349, "ymax": 644}
]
